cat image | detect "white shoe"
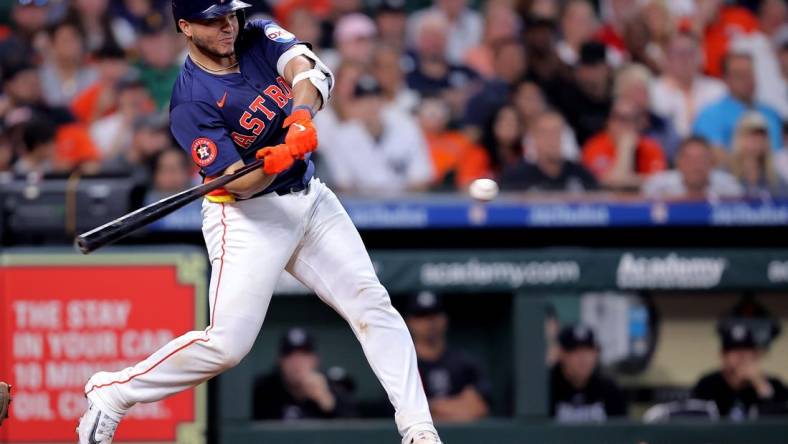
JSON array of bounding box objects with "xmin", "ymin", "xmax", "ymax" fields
[
  {"xmin": 76, "ymin": 400, "xmax": 120, "ymax": 444},
  {"xmin": 406, "ymin": 430, "xmax": 443, "ymax": 444}
]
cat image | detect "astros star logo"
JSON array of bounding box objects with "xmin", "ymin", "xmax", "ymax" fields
[{"xmin": 191, "ymin": 137, "xmax": 218, "ymax": 167}]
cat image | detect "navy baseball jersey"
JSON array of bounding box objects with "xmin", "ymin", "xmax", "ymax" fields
[{"xmin": 170, "ymin": 19, "xmax": 313, "ymax": 195}]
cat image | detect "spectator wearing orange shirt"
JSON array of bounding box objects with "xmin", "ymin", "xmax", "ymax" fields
[
  {"xmin": 583, "ymin": 98, "xmax": 667, "ymax": 190},
  {"xmin": 71, "ymin": 43, "xmax": 130, "ymax": 124},
  {"xmin": 418, "ymin": 96, "xmax": 490, "ymax": 190},
  {"xmin": 689, "ymin": 0, "xmax": 759, "ymax": 77}
]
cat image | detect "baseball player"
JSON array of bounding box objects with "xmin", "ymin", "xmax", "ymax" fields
[{"xmin": 76, "ymin": 1, "xmax": 442, "ymax": 443}]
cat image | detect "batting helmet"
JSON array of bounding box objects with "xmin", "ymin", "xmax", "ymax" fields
[{"xmin": 172, "ymin": 0, "xmax": 252, "ymax": 32}]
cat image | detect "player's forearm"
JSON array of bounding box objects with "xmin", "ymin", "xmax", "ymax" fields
[
  {"xmin": 284, "ymin": 56, "xmax": 322, "ymax": 112},
  {"xmin": 222, "ymin": 159, "xmax": 276, "ymax": 198}
]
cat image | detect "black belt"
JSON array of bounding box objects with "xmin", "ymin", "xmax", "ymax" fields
[{"xmin": 274, "ymin": 182, "xmax": 308, "ymax": 196}]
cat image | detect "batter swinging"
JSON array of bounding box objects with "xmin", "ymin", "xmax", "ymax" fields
[{"xmin": 76, "ymin": 1, "xmax": 442, "ymax": 443}]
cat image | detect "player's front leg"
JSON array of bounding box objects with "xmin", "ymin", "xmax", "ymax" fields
[{"xmin": 286, "ymin": 180, "xmax": 442, "ymax": 444}]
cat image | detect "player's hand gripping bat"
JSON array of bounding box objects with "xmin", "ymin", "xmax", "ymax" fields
[{"xmin": 75, "ymin": 158, "xmax": 263, "ymax": 255}]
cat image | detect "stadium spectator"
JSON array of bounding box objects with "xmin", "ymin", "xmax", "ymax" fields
[
  {"xmin": 101, "ymin": 112, "xmax": 169, "ymax": 181},
  {"xmin": 405, "ymin": 291, "xmax": 491, "ymax": 422},
  {"xmin": 775, "ymin": 123, "xmax": 788, "ymax": 186},
  {"xmin": 621, "ymin": 8, "xmax": 662, "ymax": 74},
  {"xmin": 69, "ymin": 0, "xmax": 122, "ymax": 52},
  {"xmin": 404, "ymin": 11, "xmax": 478, "ymax": 116},
  {"xmin": 553, "ymin": 41, "xmax": 612, "ymax": 146},
  {"xmin": 693, "ymin": 52, "xmax": 783, "ymax": 154},
  {"xmin": 253, "ymin": 327, "xmax": 357, "ymax": 420},
  {"xmin": 149, "ymin": 147, "xmax": 191, "ymax": 194},
  {"xmin": 582, "ymin": 98, "xmax": 667, "ymax": 189},
  {"xmin": 40, "ymin": 19, "xmax": 97, "ymax": 107},
  {"xmin": 691, "ymin": 322, "xmax": 788, "ymax": 420},
  {"xmin": 638, "ymin": 0, "xmax": 675, "ymax": 69},
  {"xmin": 418, "ymin": 96, "xmax": 490, "ymax": 190},
  {"xmin": 283, "ymin": 7, "xmax": 323, "ymax": 49},
  {"xmin": 481, "ymin": 104, "xmax": 524, "ymax": 173},
  {"xmin": 550, "ymin": 323, "xmax": 628, "ymax": 422},
  {"xmin": 513, "ymin": 81, "xmax": 580, "ymax": 162},
  {"xmin": 317, "ymin": 75, "xmax": 433, "ymax": 194},
  {"xmin": 758, "ymin": 0, "xmax": 788, "ymax": 44},
  {"xmin": 523, "ymin": 16, "xmax": 572, "ymax": 110},
  {"xmin": 500, "ymin": 112, "xmax": 597, "ymax": 192},
  {"xmin": 463, "ymin": 3, "xmax": 522, "ymax": 78},
  {"xmin": 71, "ymin": 43, "xmax": 130, "ymax": 124},
  {"xmin": 595, "ymin": 0, "xmax": 638, "ymax": 58},
  {"xmin": 14, "ymin": 116, "xmax": 56, "ymax": 176},
  {"xmin": 109, "ymin": 0, "xmax": 171, "ymax": 50},
  {"xmin": 642, "ymin": 136, "xmax": 744, "ymax": 200},
  {"xmin": 372, "ymin": 44, "xmax": 419, "ymax": 114},
  {"xmin": 327, "ymin": 13, "xmax": 377, "ymax": 70},
  {"xmin": 134, "ymin": 19, "xmax": 181, "ymax": 110},
  {"xmin": 407, "ymin": 0, "xmax": 483, "ymax": 65},
  {"xmin": 89, "ymin": 77, "xmax": 155, "ymax": 159},
  {"xmin": 373, "ymin": 0, "xmax": 408, "ymax": 51},
  {"xmin": 463, "ymin": 38, "xmax": 527, "ymax": 142},
  {"xmin": 615, "ymin": 64, "xmax": 681, "ymax": 161},
  {"xmin": 556, "ymin": 0, "xmax": 600, "ymax": 68},
  {"xmin": 689, "ymin": 0, "xmax": 759, "ymax": 78},
  {"xmin": 651, "ymin": 31, "xmax": 727, "ymax": 139},
  {"xmin": 0, "ymin": 0, "xmax": 50, "ymax": 69},
  {"xmin": 729, "ymin": 112, "xmax": 786, "ymax": 198}
]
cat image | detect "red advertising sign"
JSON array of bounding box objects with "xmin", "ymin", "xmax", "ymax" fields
[{"xmin": 0, "ymin": 251, "xmax": 207, "ymax": 443}]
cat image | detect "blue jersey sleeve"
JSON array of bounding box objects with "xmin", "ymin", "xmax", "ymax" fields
[
  {"xmin": 170, "ymin": 101, "xmax": 242, "ymax": 177},
  {"xmin": 243, "ymin": 19, "xmax": 302, "ymax": 72}
]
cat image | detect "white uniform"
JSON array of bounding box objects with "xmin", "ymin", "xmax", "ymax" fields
[{"xmin": 85, "ymin": 179, "xmax": 435, "ymax": 437}]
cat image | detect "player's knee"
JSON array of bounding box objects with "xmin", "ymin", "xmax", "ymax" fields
[{"xmin": 208, "ymin": 328, "xmax": 254, "ymax": 370}]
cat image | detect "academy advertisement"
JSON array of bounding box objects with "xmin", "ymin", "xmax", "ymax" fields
[{"xmin": 0, "ymin": 251, "xmax": 207, "ymax": 443}]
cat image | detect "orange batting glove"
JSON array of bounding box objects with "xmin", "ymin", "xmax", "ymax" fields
[
  {"xmin": 256, "ymin": 144, "xmax": 295, "ymax": 175},
  {"xmin": 283, "ymin": 106, "xmax": 317, "ymax": 158}
]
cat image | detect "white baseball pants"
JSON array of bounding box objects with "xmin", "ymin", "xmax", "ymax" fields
[{"xmin": 85, "ymin": 179, "xmax": 435, "ymax": 437}]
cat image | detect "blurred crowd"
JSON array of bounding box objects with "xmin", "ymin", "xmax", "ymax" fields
[{"xmin": 1, "ymin": 0, "xmax": 788, "ymax": 200}]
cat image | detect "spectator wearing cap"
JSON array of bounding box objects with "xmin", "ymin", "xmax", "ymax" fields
[
  {"xmin": 109, "ymin": 0, "xmax": 172, "ymax": 50},
  {"xmin": 556, "ymin": 0, "xmax": 621, "ymax": 69},
  {"xmin": 552, "ymin": 41, "xmax": 613, "ymax": 146},
  {"xmin": 39, "ymin": 19, "xmax": 98, "ymax": 107},
  {"xmin": 582, "ymin": 97, "xmax": 667, "ymax": 190},
  {"xmin": 403, "ymin": 10, "xmax": 478, "ymax": 115},
  {"xmin": 134, "ymin": 18, "xmax": 181, "ymax": 109},
  {"xmin": 651, "ymin": 31, "xmax": 727, "ymax": 139},
  {"xmin": 729, "ymin": 112, "xmax": 786, "ymax": 197},
  {"xmin": 326, "ymin": 13, "xmax": 377, "ymax": 71},
  {"xmin": 318, "ymin": 75, "xmax": 433, "ymax": 194},
  {"xmin": 405, "ymin": 291, "xmax": 490, "ymax": 422},
  {"xmin": 253, "ymin": 327, "xmax": 357, "ymax": 420},
  {"xmin": 372, "ymin": 44, "xmax": 419, "ymax": 114},
  {"xmin": 418, "ymin": 96, "xmax": 490, "ymax": 190},
  {"xmin": 374, "ymin": 0, "xmax": 408, "ymax": 51},
  {"xmin": 522, "ymin": 16, "xmax": 574, "ymax": 114},
  {"xmin": 642, "ymin": 136, "xmax": 743, "ymax": 200},
  {"xmin": 67, "ymin": 0, "xmax": 122, "ymax": 53},
  {"xmin": 0, "ymin": 0, "xmax": 50, "ymax": 69},
  {"xmin": 688, "ymin": 0, "xmax": 759, "ymax": 78},
  {"xmin": 550, "ymin": 324, "xmax": 628, "ymax": 423},
  {"xmin": 615, "ymin": 64, "xmax": 681, "ymax": 161},
  {"xmin": 499, "ymin": 111, "xmax": 597, "ymax": 192},
  {"xmin": 693, "ymin": 52, "xmax": 783, "ymax": 153},
  {"xmin": 691, "ymin": 322, "xmax": 788, "ymax": 420},
  {"xmin": 406, "ymin": 0, "xmax": 483, "ymax": 66}
]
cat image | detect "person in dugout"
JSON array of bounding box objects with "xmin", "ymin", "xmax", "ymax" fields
[
  {"xmin": 549, "ymin": 323, "xmax": 628, "ymax": 422},
  {"xmin": 692, "ymin": 322, "xmax": 788, "ymax": 421},
  {"xmin": 253, "ymin": 327, "xmax": 357, "ymax": 419}
]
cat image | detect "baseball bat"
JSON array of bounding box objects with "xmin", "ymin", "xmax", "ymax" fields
[{"xmin": 75, "ymin": 158, "xmax": 263, "ymax": 255}]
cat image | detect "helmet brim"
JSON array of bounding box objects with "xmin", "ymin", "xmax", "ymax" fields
[{"xmin": 189, "ymin": 0, "xmax": 252, "ymax": 20}]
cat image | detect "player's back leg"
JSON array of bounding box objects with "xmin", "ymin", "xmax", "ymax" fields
[{"xmin": 286, "ymin": 180, "xmax": 441, "ymax": 443}]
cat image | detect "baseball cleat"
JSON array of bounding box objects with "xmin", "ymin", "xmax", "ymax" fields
[
  {"xmin": 76, "ymin": 401, "xmax": 120, "ymax": 444},
  {"xmin": 406, "ymin": 430, "xmax": 443, "ymax": 444}
]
